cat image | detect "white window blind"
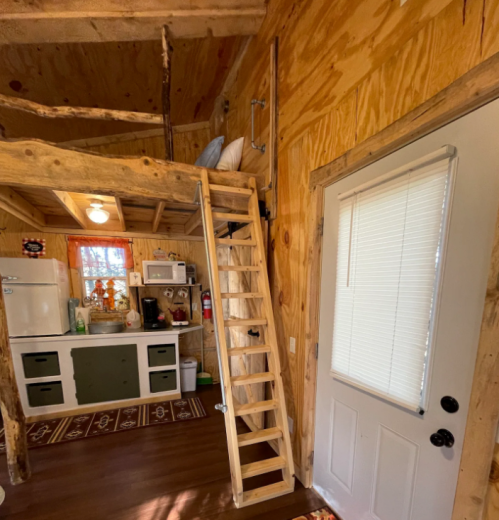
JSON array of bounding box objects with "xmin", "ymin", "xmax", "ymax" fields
[{"xmin": 331, "ymin": 152, "xmax": 453, "ymax": 410}]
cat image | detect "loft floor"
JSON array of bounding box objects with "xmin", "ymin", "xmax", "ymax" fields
[{"xmin": 0, "ymin": 385, "xmax": 325, "ymax": 519}]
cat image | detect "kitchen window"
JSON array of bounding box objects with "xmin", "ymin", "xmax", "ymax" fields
[{"xmin": 67, "ymin": 236, "xmax": 134, "ymax": 304}]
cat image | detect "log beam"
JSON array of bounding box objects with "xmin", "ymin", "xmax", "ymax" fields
[
  {"xmin": 0, "ymin": 277, "xmax": 31, "ymax": 485},
  {"xmin": 0, "ymin": 139, "xmax": 262, "ymax": 211},
  {"xmin": 184, "ymin": 208, "xmax": 202, "ymax": 235},
  {"xmin": 52, "ymin": 190, "xmax": 89, "ymax": 229},
  {"xmin": 0, "ymin": 4, "xmax": 266, "ymax": 44},
  {"xmin": 0, "ymin": 92, "xmax": 163, "ymax": 126}
]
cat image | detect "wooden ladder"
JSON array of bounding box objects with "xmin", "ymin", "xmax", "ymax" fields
[{"xmin": 198, "ymin": 171, "xmax": 295, "ymax": 508}]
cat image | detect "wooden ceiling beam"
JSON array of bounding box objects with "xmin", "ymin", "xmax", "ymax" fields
[
  {"xmin": 151, "ymin": 201, "xmax": 166, "ymax": 233},
  {"xmin": 52, "ymin": 190, "xmax": 89, "ymax": 229},
  {"xmin": 0, "ymin": 186, "xmax": 46, "ymax": 231},
  {"xmin": 115, "ymin": 198, "xmax": 126, "ymax": 232},
  {"xmin": 0, "ymin": 3, "xmax": 266, "ymax": 44},
  {"xmin": 0, "ymin": 93, "xmax": 163, "ymax": 125},
  {"xmin": 0, "ymin": 139, "xmax": 261, "ymax": 211},
  {"xmin": 184, "ymin": 207, "xmax": 202, "ymax": 235}
]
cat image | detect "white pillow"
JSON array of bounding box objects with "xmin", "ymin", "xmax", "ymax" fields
[{"xmin": 216, "ymin": 137, "xmax": 244, "ymax": 171}]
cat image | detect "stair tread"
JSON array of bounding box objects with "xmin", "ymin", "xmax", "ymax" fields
[
  {"xmin": 221, "ymin": 292, "xmax": 263, "ymax": 299},
  {"xmin": 224, "ymin": 318, "xmax": 267, "ymax": 327},
  {"xmin": 234, "ymin": 399, "xmax": 278, "ymax": 416},
  {"xmin": 209, "ymin": 184, "xmax": 252, "ymax": 196},
  {"xmin": 237, "ymin": 427, "xmax": 283, "ymax": 447},
  {"xmin": 218, "ymin": 265, "xmax": 260, "ymax": 271},
  {"xmin": 242, "ymin": 481, "xmax": 294, "ymax": 506},
  {"xmin": 215, "ymin": 239, "xmax": 256, "ymax": 247},
  {"xmin": 212, "ymin": 212, "xmax": 253, "ymax": 223},
  {"xmin": 227, "ymin": 345, "xmax": 272, "ymax": 356},
  {"xmin": 231, "ymin": 372, "xmax": 275, "ymax": 386},
  {"xmin": 241, "ymin": 456, "xmax": 287, "ymax": 479}
]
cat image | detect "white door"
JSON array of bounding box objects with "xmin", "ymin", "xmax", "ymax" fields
[{"xmin": 313, "ymin": 99, "xmax": 499, "ymax": 520}]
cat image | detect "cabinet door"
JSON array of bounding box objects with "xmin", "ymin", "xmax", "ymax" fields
[{"xmin": 72, "ymin": 344, "xmax": 140, "ymax": 405}]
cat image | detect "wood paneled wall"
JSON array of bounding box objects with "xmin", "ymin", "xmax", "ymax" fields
[{"xmin": 214, "ymin": 0, "xmax": 499, "ymax": 500}]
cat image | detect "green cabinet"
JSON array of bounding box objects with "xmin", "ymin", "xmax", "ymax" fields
[
  {"xmin": 150, "ymin": 369, "xmax": 177, "ymax": 393},
  {"xmin": 27, "ymin": 381, "xmax": 64, "ymax": 407},
  {"xmin": 147, "ymin": 344, "xmax": 176, "ymax": 367},
  {"xmin": 22, "ymin": 352, "xmax": 60, "ymax": 379},
  {"xmin": 72, "ymin": 344, "xmax": 140, "ymax": 405}
]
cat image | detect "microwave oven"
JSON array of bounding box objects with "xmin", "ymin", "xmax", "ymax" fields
[{"xmin": 143, "ymin": 261, "xmax": 187, "ymax": 285}]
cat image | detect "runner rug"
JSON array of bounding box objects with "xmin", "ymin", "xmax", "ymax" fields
[
  {"xmin": 290, "ymin": 507, "xmax": 337, "ymax": 520},
  {"xmin": 0, "ymin": 397, "xmax": 206, "ymax": 453}
]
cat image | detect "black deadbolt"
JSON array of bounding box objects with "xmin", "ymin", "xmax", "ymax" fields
[
  {"xmin": 430, "ymin": 428, "xmax": 455, "ymax": 448},
  {"xmin": 441, "ymin": 396, "xmax": 459, "ymax": 414}
]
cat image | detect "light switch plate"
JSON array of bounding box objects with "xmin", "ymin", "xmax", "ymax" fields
[
  {"xmin": 192, "ymin": 303, "xmax": 198, "ymax": 312},
  {"xmin": 288, "ymin": 416, "xmax": 294, "ymax": 434},
  {"xmin": 400, "ymin": 0, "xmax": 408, "ymax": 5},
  {"xmin": 290, "ymin": 336, "xmax": 296, "ymax": 354}
]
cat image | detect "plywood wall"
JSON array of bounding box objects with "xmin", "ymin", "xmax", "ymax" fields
[{"xmin": 215, "ymin": 0, "xmax": 499, "ymax": 494}]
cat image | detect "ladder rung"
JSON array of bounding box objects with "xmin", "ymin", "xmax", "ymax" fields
[
  {"xmin": 218, "ymin": 265, "xmax": 260, "ymax": 272},
  {"xmin": 231, "ymin": 372, "xmax": 275, "ymax": 386},
  {"xmin": 237, "ymin": 427, "xmax": 283, "ymax": 447},
  {"xmin": 242, "ymin": 481, "xmax": 293, "ymax": 507},
  {"xmin": 224, "ymin": 318, "xmax": 267, "ymax": 327},
  {"xmin": 227, "ymin": 345, "xmax": 272, "ymax": 356},
  {"xmin": 212, "ymin": 212, "xmax": 253, "ymax": 223},
  {"xmin": 215, "ymin": 238, "xmax": 257, "ymax": 247},
  {"xmin": 241, "ymin": 456, "xmax": 286, "ymax": 479},
  {"xmin": 221, "ymin": 292, "xmax": 263, "ymax": 299},
  {"xmin": 234, "ymin": 399, "xmax": 278, "ymax": 416},
  {"xmin": 209, "ymin": 184, "xmax": 253, "ymax": 197}
]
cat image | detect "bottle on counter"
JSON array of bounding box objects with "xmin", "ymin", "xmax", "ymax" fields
[{"xmin": 76, "ymin": 311, "xmax": 86, "ymax": 333}]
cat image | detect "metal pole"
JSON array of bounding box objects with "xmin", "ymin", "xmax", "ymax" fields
[{"xmin": 194, "ymin": 181, "xmax": 228, "ymax": 414}]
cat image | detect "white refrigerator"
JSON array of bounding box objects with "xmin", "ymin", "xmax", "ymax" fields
[{"xmin": 0, "ymin": 258, "xmax": 70, "ymax": 337}]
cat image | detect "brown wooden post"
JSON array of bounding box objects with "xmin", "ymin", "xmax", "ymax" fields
[
  {"xmin": 0, "ymin": 276, "xmax": 30, "ymax": 484},
  {"xmin": 161, "ymin": 25, "xmax": 174, "ymax": 161}
]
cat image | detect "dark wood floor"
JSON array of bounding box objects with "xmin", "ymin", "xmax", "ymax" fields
[{"xmin": 0, "ymin": 385, "xmax": 325, "ymax": 519}]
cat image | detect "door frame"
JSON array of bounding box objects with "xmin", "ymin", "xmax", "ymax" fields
[{"xmin": 302, "ymin": 51, "xmax": 499, "ymax": 520}]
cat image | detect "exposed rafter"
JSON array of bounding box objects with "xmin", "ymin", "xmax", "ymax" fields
[
  {"xmin": 114, "ymin": 198, "xmax": 126, "ymax": 232},
  {"xmin": 184, "ymin": 207, "xmax": 202, "ymax": 235},
  {"xmin": 151, "ymin": 202, "xmax": 166, "ymax": 233},
  {"xmin": 52, "ymin": 190, "xmax": 89, "ymax": 229},
  {"xmin": 0, "ymin": 186, "xmax": 46, "ymax": 230},
  {"xmin": 0, "ymin": 1, "xmax": 266, "ymax": 44}
]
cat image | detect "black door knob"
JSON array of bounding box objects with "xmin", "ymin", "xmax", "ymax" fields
[
  {"xmin": 430, "ymin": 429, "xmax": 455, "ymax": 448},
  {"xmin": 441, "ymin": 396, "xmax": 459, "ymax": 414}
]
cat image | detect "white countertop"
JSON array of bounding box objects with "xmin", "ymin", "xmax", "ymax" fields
[{"xmin": 10, "ymin": 323, "xmax": 204, "ymax": 343}]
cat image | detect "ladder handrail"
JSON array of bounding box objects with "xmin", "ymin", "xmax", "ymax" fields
[{"xmin": 194, "ymin": 180, "xmax": 228, "ymax": 414}]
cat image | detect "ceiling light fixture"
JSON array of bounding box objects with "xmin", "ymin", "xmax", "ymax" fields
[{"xmin": 86, "ymin": 199, "xmax": 110, "ymax": 224}]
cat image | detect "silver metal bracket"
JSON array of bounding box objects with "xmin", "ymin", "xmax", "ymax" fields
[
  {"xmin": 251, "ymin": 98, "xmax": 266, "ymax": 153},
  {"xmin": 215, "ymin": 403, "xmax": 228, "ymax": 414}
]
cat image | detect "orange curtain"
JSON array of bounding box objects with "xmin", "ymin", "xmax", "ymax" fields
[{"xmin": 67, "ymin": 236, "xmax": 134, "ymax": 269}]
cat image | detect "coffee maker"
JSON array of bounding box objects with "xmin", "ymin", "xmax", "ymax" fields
[{"xmin": 141, "ymin": 297, "xmax": 167, "ymax": 330}]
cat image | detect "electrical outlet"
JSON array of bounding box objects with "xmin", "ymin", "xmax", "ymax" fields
[
  {"xmin": 289, "ymin": 336, "xmax": 296, "ymax": 354},
  {"xmin": 192, "ymin": 303, "xmax": 198, "ymax": 312},
  {"xmin": 287, "ymin": 416, "xmax": 294, "ymax": 434}
]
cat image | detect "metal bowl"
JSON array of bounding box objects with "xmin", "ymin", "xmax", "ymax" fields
[{"xmin": 88, "ymin": 321, "xmax": 125, "ymax": 334}]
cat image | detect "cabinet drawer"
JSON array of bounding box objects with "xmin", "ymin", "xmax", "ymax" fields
[
  {"xmin": 22, "ymin": 352, "xmax": 60, "ymax": 379},
  {"xmin": 27, "ymin": 381, "xmax": 64, "ymax": 407},
  {"xmin": 148, "ymin": 344, "xmax": 176, "ymax": 367},
  {"xmin": 149, "ymin": 369, "xmax": 177, "ymax": 393}
]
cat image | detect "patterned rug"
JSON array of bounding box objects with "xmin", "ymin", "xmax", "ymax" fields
[
  {"xmin": 290, "ymin": 507, "xmax": 337, "ymax": 520},
  {"xmin": 0, "ymin": 397, "xmax": 206, "ymax": 453}
]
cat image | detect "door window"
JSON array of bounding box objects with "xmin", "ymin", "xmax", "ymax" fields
[{"xmin": 331, "ymin": 151, "xmax": 454, "ymax": 410}]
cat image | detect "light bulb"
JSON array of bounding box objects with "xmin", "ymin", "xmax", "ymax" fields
[{"xmin": 86, "ymin": 200, "xmax": 110, "ymax": 224}]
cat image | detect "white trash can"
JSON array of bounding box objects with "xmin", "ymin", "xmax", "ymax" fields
[{"xmin": 179, "ymin": 356, "xmax": 198, "ymax": 392}]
